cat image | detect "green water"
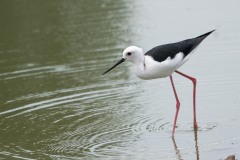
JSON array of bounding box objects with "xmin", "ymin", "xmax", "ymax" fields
[{"xmin": 1, "ymin": 0, "xmax": 240, "ymax": 159}]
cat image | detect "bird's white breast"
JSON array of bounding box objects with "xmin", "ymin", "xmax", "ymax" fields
[{"xmin": 135, "ymin": 53, "xmax": 184, "ymax": 80}]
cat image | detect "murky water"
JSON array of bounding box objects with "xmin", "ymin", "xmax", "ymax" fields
[{"xmin": 1, "ymin": 0, "xmax": 240, "ymax": 159}]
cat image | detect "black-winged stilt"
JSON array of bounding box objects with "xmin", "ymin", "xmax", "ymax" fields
[{"xmin": 102, "ymin": 30, "xmax": 215, "ymax": 137}]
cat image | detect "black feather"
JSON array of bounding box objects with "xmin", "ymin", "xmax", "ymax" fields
[{"xmin": 145, "ymin": 30, "xmax": 215, "ymax": 63}]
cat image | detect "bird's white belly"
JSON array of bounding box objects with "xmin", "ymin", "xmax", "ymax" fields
[
  {"xmin": 135, "ymin": 64, "xmax": 175, "ymax": 80},
  {"xmin": 135, "ymin": 54, "xmax": 184, "ymax": 80}
]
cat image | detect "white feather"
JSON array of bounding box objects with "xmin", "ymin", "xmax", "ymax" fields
[
  {"xmin": 135, "ymin": 52, "xmax": 184, "ymax": 80},
  {"xmin": 122, "ymin": 46, "xmax": 192, "ymax": 80}
]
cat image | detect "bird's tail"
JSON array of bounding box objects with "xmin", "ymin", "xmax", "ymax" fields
[
  {"xmin": 196, "ymin": 29, "xmax": 216, "ymax": 39},
  {"xmin": 188, "ymin": 30, "xmax": 215, "ymax": 53}
]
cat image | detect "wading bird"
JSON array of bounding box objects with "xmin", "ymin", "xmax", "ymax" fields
[{"xmin": 102, "ymin": 30, "xmax": 215, "ymax": 137}]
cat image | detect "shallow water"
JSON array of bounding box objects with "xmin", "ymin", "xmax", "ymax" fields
[{"xmin": 0, "ymin": 0, "xmax": 240, "ymax": 159}]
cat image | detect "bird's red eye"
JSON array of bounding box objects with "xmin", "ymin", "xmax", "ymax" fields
[{"xmin": 127, "ymin": 52, "xmax": 131, "ymax": 56}]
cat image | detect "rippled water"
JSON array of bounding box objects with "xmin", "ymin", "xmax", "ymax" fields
[{"xmin": 1, "ymin": 0, "xmax": 240, "ymax": 159}]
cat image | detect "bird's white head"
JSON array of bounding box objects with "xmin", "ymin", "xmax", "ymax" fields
[
  {"xmin": 122, "ymin": 46, "xmax": 144, "ymax": 64},
  {"xmin": 102, "ymin": 46, "xmax": 144, "ymax": 75}
]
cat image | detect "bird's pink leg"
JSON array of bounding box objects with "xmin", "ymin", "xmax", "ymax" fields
[
  {"xmin": 169, "ymin": 75, "xmax": 180, "ymax": 137},
  {"xmin": 175, "ymin": 70, "xmax": 198, "ymax": 129}
]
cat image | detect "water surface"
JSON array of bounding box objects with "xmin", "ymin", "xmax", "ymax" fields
[{"xmin": 0, "ymin": 0, "xmax": 240, "ymax": 159}]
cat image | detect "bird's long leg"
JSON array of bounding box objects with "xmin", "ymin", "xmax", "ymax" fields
[
  {"xmin": 169, "ymin": 75, "xmax": 180, "ymax": 137},
  {"xmin": 175, "ymin": 70, "xmax": 198, "ymax": 129}
]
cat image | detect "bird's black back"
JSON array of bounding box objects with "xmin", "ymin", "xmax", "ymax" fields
[{"xmin": 145, "ymin": 30, "xmax": 215, "ymax": 63}]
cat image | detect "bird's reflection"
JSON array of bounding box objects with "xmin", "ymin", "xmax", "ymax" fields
[
  {"xmin": 172, "ymin": 129, "xmax": 200, "ymax": 160},
  {"xmin": 194, "ymin": 129, "xmax": 200, "ymax": 160},
  {"xmin": 172, "ymin": 137, "xmax": 183, "ymax": 160}
]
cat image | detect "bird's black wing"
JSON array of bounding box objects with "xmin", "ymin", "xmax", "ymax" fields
[{"xmin": 145, "ymin": 30, "xmax": 215, "ymax": 63}]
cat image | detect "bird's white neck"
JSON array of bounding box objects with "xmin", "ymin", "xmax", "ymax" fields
[{"xmin": 132, "ymin": 55, "xmax": 146, "ymax": 75}]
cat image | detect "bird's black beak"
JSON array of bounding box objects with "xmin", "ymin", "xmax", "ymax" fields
[{"xmin": 102, "ymin": 58, "xmax": 125, "ymax": 75}]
